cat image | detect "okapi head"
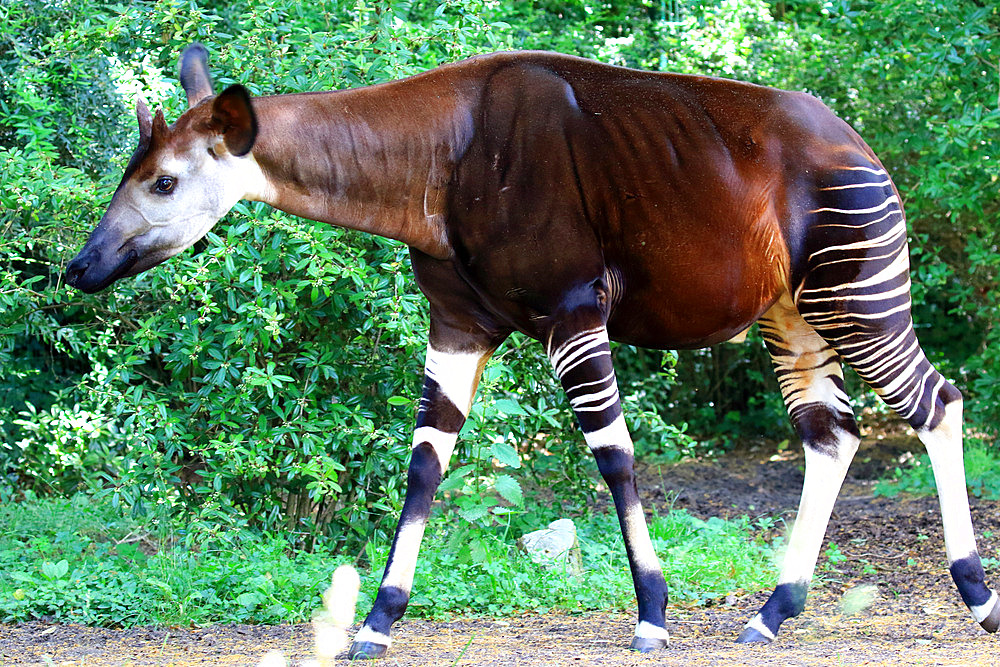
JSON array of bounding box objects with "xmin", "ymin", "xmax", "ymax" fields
[{"xmin": 66, "ymin": 45, "xmax": 263, "ymax": 293}]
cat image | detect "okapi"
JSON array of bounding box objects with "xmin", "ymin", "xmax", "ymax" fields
[{"xmin": 66, "ymin": 44, "xmax": 998, "ymax": 656}]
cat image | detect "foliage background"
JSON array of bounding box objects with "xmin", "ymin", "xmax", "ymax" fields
[{"xmin": 2, "ymin": 0, "xmax": 998, "ymax": 552}]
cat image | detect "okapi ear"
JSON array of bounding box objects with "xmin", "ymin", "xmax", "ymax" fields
[
  {"xmin": 136, "ymin": 99, "xmax": 153, "ymax": 147},
  {"xmin": 123, "ymin": 100, "xmax": 155, "ymax": 181},
  {"xmin": 179, "ymin": 43, "xmax": 214, "ymax": 108},
  {"xmin": 211, "ymin": 84, "xmax": 258, "ymax": 156},
  {"xmin": 151, "ymin": 108, "xmax": 169, "ymax": 145}
]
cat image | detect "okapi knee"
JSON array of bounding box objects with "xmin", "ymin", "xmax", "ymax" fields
[
  {"xmin": 592, "ymin": 446, "xmax": 636, "ymax": 492},
  {"xmin": 792, "ymin": 402, "xmax": 860, "ymax": 458}
]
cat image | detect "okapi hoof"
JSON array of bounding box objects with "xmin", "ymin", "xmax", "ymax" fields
[
  {"xmin": 629, "ymin": 636, "xmax": 668, "ymax": 652},
  {"xmin": 978, "ymin": 596, "xmax": 1000, "ymax": 633},
  {"xmin": 347, "ymin": 641, "xmax": 389, "ymax": 660},
  {"xmin": 735, "ymin": 626, "xmax": 773, "ymax": 644}
]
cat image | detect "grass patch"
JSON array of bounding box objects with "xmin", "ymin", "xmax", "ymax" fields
[
  {"xmin": 0, "ymin": 494, "xmax": 776, "ymax": 626},
  {"xmin": 874, "ymin": 441, "xmax": 1000, "ymax": 500}
]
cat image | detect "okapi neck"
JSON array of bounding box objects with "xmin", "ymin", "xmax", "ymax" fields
[{"xmin": 248, "ymin": 83, "xmax": 476, "ymax": 259}]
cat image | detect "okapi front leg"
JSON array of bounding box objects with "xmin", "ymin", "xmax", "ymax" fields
[
  {"xmin": 549, "ymin": 324, "xmax": 670, "ymax": 651},
  {"xmin": 349, "ymin": 343, "xmax": 491, "ymax": 660}
]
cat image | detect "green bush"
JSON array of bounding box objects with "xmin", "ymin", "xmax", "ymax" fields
[
  {"xmin": 875, "ymin": 441, "xmax": 1000, "ymax": 502},
  {"xmin": 1, "ymin": 0, "xmax": 589, "ymax": 550},
  {"xmin": 3, "ymin": 0, "xmax": 998, "ymax": 554}
]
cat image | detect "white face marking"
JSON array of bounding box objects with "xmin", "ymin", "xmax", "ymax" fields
[{"xmin": 106, "ymin": 140, "xmax": 273, "ymax": 278}]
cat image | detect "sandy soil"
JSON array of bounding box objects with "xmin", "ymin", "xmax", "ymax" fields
[{"xmin": 2, "ymin": 435, "xmax": 998, "ymax": 665}]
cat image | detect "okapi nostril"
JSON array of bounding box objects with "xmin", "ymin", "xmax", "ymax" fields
[{"xmin": 65, "ymin": 261, "xmax": 88, "ymax": 286}]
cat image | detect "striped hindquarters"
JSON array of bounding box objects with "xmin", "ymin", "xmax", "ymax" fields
[{"xmin": 794, "ymin": 165, "xmax": 953, "ymax": 430}]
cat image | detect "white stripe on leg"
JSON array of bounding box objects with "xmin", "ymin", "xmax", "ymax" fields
[
  {"xmin": 353, "ymin": 625, "xmax": 392, "ymax": 647},
  {"xmin": 581, "ymin": 417, "xmax": 662, "ymax": 577},
  {"xmin": 380, "ymin": 521, "xmax": 427, "ymax": 594},
  {"xmin": 777, "ymin": 433, "xmax": 858, "ymax": 585},
  {"xmin": 744, "ymin": 613, "xmax": 775, "ymax": 641},
  {"xmin": 580, "ymin": 414, "xmax": 630, "ymax": 450},
  {"xmin": 917, "ymin": 399, "xmax": 977, "ymax": 563},
  {"xmin": 634, "ymin": 620, "xmax": 670, "ymax": 641},
  {"xmin": 972, "ymin": 591, "xmax": 999, "ymax": 624},
  {"xmin": 424, "ymin": 345, "xmax": 485, "ymax": 414},
  {"xmin": 412, "ymin": 425, "xmax": 459, "ymax": 473},
  {"xmin": 623, "ymin": 503, "xmax": 662, "ymax": 575}
]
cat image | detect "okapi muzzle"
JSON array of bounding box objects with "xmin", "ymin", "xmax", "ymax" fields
[
  {"xmin": 66, "ymin": 43, "xmax": 259, "ymax": 293},
  {"xmin": 65, "ymin": 222, "xmax": 142, "ymax": 294}
]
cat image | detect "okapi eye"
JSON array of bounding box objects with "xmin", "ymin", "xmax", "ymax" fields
[{"xmin": 154, "ymin": 176, "xmax": 176, "ymax": 194}]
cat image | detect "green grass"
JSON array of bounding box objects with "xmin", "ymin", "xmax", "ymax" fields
[
  {"xmin": 874, "ymin": 441, "xmax": 1000, "ymax": 501},
  {"xmin": 0, "ymin": 494, "xmax": 777, "ymax": 627}
]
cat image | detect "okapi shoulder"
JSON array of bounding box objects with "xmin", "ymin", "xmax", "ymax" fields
[{"xmin": 477, "ymin": 61, "xmax": 582, "ymax": 136}]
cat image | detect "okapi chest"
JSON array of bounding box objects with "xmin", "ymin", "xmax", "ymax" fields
[{"xmin": 66, "ymin": 46, "xmax": 998, "ymax": 657}]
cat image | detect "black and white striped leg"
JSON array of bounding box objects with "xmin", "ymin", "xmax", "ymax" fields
[
  {"xmin": 549, "ymin": 326, "xmax": 670, "ymax": 651},
  {"xmin": 348, "ymin": 343, "xmax": 490, "ymax": 660},
  {"xmin": 793, "ymin": 163, "xmax": 999, "ymax": 633},
  {"xmin": 837, "ymin": 339, "xmax": 999, "ymax": 629},
  {"xmin": 738, "ymin": 295, "xmax": 861, "ymax": 643}
]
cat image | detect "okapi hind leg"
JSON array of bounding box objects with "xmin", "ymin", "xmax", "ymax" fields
[
  {"xmin": 736, "ymin": 294, "xmax": 861, "ymax": 644},
  {"xmin": 920, "ymin": 398, "xmax": 1000, "ymax": 631},
  {"xmin": 547, "ymin": 316, "xmax": 669, "ymax": 651},
  {"xmin": 791, "ymin": 162, "xmax": 999, "ymax": 635},
  {"xmin": 348, "ymin": 339, "xmax": 497, "ymax": 660}
]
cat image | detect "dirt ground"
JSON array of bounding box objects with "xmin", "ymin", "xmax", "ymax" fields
[{"xmin": 2, "ymin": 435, "xmax": 999, "ymax": 666}]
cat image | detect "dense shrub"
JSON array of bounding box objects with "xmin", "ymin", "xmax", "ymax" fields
[{"xmin": 2, "ymin": 0, "xmax": 997, "ymax": 549}]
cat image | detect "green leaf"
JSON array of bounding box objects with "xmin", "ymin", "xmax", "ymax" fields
[
  {"xmin": 237, "ymin": 592, "xmax": 263, "ymax": 607},
  {"xmin": 457, "ymin": 504, "xmax": 489, "ymax": 523},
  {"xmin": 494, "ymin": 474, "xmax": 523, "ymax": 506},
  {"xmin": 492, "ymin": 398, "xmax": 527, "ymax": 416},
  {"xmin": 469, "ymin": 537, "xmax": 489, "ymax": 563},
  {"xmin": 41, "ymin": 560, "xmax": 69, "ymax": 580},
  {"xmin": 490, "ymin": 441, "xmax": 521, "ymax": 469},
  {"xmin": 438, "ymin": 464, "xmax": 475, "ymax": 492}
]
